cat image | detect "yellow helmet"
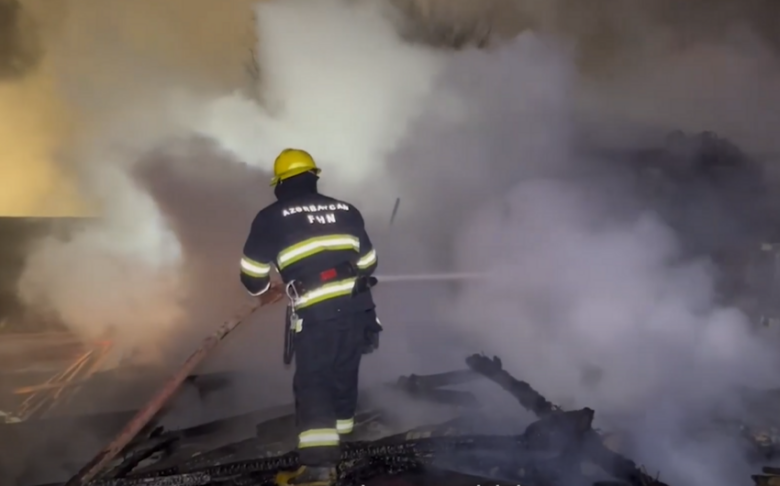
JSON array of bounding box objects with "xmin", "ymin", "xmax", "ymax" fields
[{"xmin": 270, "ymin": 148, "xmax": 321, "ymax": 186}]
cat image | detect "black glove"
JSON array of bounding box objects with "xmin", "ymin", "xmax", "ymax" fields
[
  {"xmin": 353, "ymin": 275, "xmax": 378, "ymax": 296},
  {"xmin": 362, "ymin": 311, "xmax": 383, "ymax": 355}
]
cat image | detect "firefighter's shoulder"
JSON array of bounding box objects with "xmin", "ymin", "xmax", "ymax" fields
[{"xmin": 250, "ymin": 202, "xmax": 280, "ymax": 227}]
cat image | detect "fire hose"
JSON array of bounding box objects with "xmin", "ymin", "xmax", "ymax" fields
[
  {"xmin": 376, "ymin": 272, "xmax": 487, "ymax": 283},
  {"xmin": 63, "ymin": 288, "xmax": 286, "ymax": 486},
  {"xmin": 282, "ymin": 272, "xmax": 487, "ymax": 365}
]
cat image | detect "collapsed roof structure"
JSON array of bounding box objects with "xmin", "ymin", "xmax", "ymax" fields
[
  {"xmin": 19, "ymin": 354, "xmax": 673, "ymax": 486},
  {"xmin": 8, "ymin": 350, "xmax": 780, "ymax": 486}
]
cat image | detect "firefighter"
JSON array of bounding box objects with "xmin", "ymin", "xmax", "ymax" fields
[{"xmin": 239, "ymin": 148, "xmax": 381, "ymax": 486}]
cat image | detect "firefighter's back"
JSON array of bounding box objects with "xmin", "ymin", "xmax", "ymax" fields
[{"xmin": 260, "ymin": 192, "xmax": 375, "ymax": 319}]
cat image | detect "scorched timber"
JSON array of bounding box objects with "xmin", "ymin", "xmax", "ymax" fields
[{"xmin": 54, "ymin": 356, "xmax": 675, "ymax": 486}]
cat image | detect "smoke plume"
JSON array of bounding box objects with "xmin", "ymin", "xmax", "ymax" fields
[
  {"xmin": 194, "ymin": 0, "xmax": 445, "ymax": 211},
  {"xmin": 198, "ymin": 2, "xmax": 780, "ymax": 482},
  {"xmin": 13, "ymin": 0, "xmax": 258, "ymax": 357},
  {"xmin": 5, "ymin": 0, "xmax": 780, "ymax": 483}
]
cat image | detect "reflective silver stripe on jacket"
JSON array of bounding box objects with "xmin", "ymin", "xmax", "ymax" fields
[
  {"xmin": 292, "ymin": 277, "xmax": 357, "ymax": 309},
  {"xmin": 277, "ymin": 235, "xmax": 359, "ymax": 270},
  {"xmin": 356, "ymin": 249, "xmax": 377, "ymax": 269},
  {"xmin": 240, "ymin": 256, "xmax": 272, "ymax": 277}
]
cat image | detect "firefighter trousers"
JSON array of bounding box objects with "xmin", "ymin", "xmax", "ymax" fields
[{"xmin": 292, "ymin": 308, "xmax": 370, "ymax": 466}]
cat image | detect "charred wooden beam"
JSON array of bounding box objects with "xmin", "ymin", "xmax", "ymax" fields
[
  {"xmin": 465, "ymin": 354, "xmax": 560, "ymax": 417},
  {"xmin": 101, "ymin": 435, "xmax": 179, "ymax": 481},
  {"xmin": 465, "ymin": 353, "xmax": 670, "ymax": 486},
  {"xmin": 394, "ymin": 370, "xmax": 478, "ymax": 391},
  {"xmin": 91, "ymin": 405, "xmax": 665, "ymax": 486}
]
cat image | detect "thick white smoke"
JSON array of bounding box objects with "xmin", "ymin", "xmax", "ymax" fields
[
  {"xmin": 400, "ymin": 37, "xmax": 780, "ymax": 486},
  {"xmin": 13, "ymin": 5, "xmax": 253, "ymax": 358},
  {"xmin": 12, "ymin": 0, "xmax": 780, "ymax": 483},
  {"xmin": 203, "ymin": 1, "xmax": 780, "ymax": 483},
  {"xmin": 14, "ymin": 0, "xmax": 446, "ymax": 361},
  {"xmin": 194, "ymin": 0, "xmax": 446, "ymax": 214},
  {"xmin": 192, "ymin": 5, "xmax": 780, "ymax": 483},
  {"xmin": 388, "ymin": 18, "xmax": 780, "ymax": 486},
  {"xmin": 452, "ymin": 180, "xmax": 777, "ymax": 404},
  {"xmin": 445, "ymin": 160, "xmax": 779, "ymax": 486},
  {"xmin": 19, "ymin": 163, "xmax": 184, "ymax": 354},
  {"xmin": 16, "ymin": 115, "xmax": 194, "ymax": 358}
]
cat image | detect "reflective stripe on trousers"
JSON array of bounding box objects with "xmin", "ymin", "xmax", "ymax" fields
[
  {"xmin": 336, "ymin": 418, "xmax": 354, "ymax": 435},
  {"xmin": 298, "ymin": 428, "xmax": 340, "ymax": 449}
]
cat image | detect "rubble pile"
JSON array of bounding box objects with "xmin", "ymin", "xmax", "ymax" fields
[
  {"xmin": 3, "ymin": 352, "xmax": 779, "ymax": 485},
  {"xmin": 59, "ymin": 354, "xmax": 670, "ymax": 486}
]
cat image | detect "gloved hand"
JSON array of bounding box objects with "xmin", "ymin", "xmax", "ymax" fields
[
  {"xmin": 353, "ymin": 275, "xmax": 378, "ymax": 295},
  {"xmin": 258, "ymin": 283, "xmax": 285, "ymax": 306},
  {"xmin": 362, "ymin": 312, "xmax": 383, "ymax": 355}
]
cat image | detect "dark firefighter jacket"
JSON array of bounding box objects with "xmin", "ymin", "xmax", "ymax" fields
[{"xmin": 240, "ymin": 176, "xmax": 378, "ymax": 320}]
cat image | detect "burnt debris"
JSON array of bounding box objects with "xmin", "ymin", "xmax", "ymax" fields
[
  {"xmin": 15, "ymin": 354, "xmax": 675, "ymax": 486},
  {"xmin": 2, "ymin": 346, "xmax": 780, "ymax": 486},
  {"xmin": 9, "ymin": 350, "xmax": 780, "ymax": 485}
]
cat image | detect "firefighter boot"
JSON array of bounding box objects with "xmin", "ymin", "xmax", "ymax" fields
[{"xmin": 276, "ymin": 465, "xmax": 336, "ymax": 486}]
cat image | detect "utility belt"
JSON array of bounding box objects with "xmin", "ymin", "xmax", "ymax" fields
[
  {"xmin": 282, "ymin": 261, "xmax": 377, "ymax": 365},
  {"xmin": 287, "ymin": 261, "xmax": 358, "ymax": 297}
]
